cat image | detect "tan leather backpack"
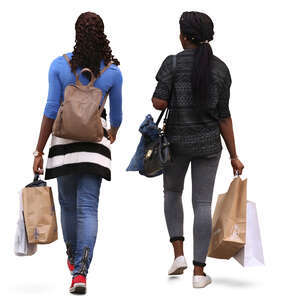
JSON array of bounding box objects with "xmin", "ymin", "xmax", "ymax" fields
[{"xmin": 52, "ymin": 54, "xmax": 112, "ymax": 142}]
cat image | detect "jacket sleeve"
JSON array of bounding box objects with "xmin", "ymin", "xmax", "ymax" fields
[
  {"xmin": 43, "ymin": 58, "xmax": 62, "ymax": 119},
  {"xmin": 217, "ymin": 68, "xmax": 232, "ymax": 120},
  {"xmin": 152, "ymin": 55, "xmax": 173, "ymax": 101}
]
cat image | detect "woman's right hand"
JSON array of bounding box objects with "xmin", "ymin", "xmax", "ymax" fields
[
  {"xmin": 152, "ymin": 97, "xmax": 168, "ymax": 110},
  {"xmin": 231, "ymin": 158, "xmax": 244, "ymax": 175},
  {"xmin": 33, "ymin": 156, "xmax": 44, "ymax": 175}
]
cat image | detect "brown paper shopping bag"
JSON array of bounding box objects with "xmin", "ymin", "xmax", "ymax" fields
[
  {"xmin": 208, "ymin": 176, "xmax": 247, "ymax": 259},
  {"xmin": 22, "ymin": 175, "xmax": 58, "ymax": 244}
]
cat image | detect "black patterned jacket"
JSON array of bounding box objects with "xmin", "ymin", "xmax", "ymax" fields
[{"xmin": 153, "ymin": 48, "xmax": 232, "ymax": 157}]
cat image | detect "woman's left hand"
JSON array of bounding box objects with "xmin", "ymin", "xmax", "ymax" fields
[{"xmin": 33, "ymin": 156, "xmax": 44, "ymax": 175}]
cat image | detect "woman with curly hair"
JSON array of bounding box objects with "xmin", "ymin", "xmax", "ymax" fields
[
  {"xmin": 33, "ymin": 12, "xmax": 122, "ymax": 294},
  {"xmin": 152, "ymin": 11, "xmax": 244, "ymax": 288}
]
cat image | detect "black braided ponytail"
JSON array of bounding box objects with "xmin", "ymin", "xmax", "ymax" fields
[{"xmin": 179, "ymin": 11, "xmax": 214, "ymax": 106}]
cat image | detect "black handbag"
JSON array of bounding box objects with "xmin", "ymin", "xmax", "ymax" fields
[
  {"xmin": 143, "ymin": 111, "xmax": 172, "ymax": 177},
  {"xmin": 143, "ymin": 55, "xmax": 176, "ymax": 177}
]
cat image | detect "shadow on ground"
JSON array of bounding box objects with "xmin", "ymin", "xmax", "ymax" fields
[{"xmin": 213, "ymin": 277, "xmax": 262, "ymax": 288}]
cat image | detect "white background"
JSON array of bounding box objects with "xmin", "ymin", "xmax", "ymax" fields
[{"xmin": 0, "ymin": 0, "xmax": 299, "ymax": 298}]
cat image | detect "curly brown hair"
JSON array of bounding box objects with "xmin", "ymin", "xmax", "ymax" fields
[{"xmin": 70, "ymin": 12, "xmax": 120, "ymax": 79}]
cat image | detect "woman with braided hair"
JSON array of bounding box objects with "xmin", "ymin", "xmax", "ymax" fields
[
  {"xmin": 152, "ymin": 11, "xmax": 244, "ymax": 288},
  {"xmin": 33, "ymin": 12, "xmax": 122, "ymax": 294}
]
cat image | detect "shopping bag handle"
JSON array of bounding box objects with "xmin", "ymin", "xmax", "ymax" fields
[
  {"xmin": 25, "ymin": 174, "xmax": 47, "ymax": 188},
  {"xmin": 234, "ymin": 170, "xmax": 247, "ymax": 180},
  {"xmin": 234, "ymin": 170, "xmax": 240, "ymax": 178},
  {"xmin": 33, "ymin": 173, "xmax": 40, "ymax": 182}
]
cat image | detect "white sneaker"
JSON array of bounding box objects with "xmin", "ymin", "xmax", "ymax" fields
[
  {"xmin": 193, "ymin": 274, "xmax": 212, "ymax": 288},
  {"xmin": 168, "ymin": 256, "xmax": 188, "ymax": 275}
]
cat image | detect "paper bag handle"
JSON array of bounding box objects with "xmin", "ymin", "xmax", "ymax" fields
[{"xmin": 33, "ymin": 173, "xmax": 40, "ymax": 182}]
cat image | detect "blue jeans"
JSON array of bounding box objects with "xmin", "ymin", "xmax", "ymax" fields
[{"xmin": 57, "ymin": 173, "xmax": 102, "ymax": 277}]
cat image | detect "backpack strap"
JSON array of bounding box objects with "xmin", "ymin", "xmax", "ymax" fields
[
  {"xmin": 100, "ymin": 61, "xmax": 113, "ymax": 76},
  {"xmin": 63, "ymin": 54, "xmax": 76, "ymax": 76},
  {"xmin": 99, "ymin": 88, "xmax": 112, "ymax": 116},
  {"xmin": 63, "ymin": 54, "xmax": 71, "ymax": 66},
  {"xmin": 62, "ymin": 54, "xmax": 112, "ymax": 111},
  {"xmin": 63, "ymin": 54, "xmax": 112, "ymax": 78},
  {"xmin": 98, "ymin": 62, "xmax": 113, "ymax": 114}
]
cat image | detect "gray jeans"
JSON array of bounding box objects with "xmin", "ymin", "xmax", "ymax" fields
[{"xmin": 163, "ymin": 152, "xmax": 221, "ymax": 266}]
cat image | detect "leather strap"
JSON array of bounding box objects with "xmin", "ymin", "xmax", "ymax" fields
[
  {"xmin": 98, "ymin": 62, "xmax": 113, "ymax": 113},
  {"xmin": 63, "ymin": 54, "xmax": 112, "ymax": 78},
  {"xmin": 63, "ymin": 54, "xmax": 71, "ymax": 66},
  {"xmin": 100, "ymin": 62, "xmax": 112, "ymax": 75},
  {"xmin": 76, "ymin": 67, "xmax": 96, "ymax": 87},
  {"xmin": 99, "ymin": 87, "xmax": 113, "ymax": 116}
]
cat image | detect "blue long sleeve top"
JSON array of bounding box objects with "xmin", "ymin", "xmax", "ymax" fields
[{"xmin": 44, "ymin": 52, "xmax": 123, "ymax": 127}]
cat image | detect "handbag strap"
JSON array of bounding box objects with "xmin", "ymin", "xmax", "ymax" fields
[{"xmin": 155, "ymin": 55, "xmax": 177, "ymax": 126}]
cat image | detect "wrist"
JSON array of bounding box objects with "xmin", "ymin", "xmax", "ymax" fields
[
  {"xmin": 230, "ymin": 155, "xmax": 239, "ymax": 160},
  {"xmin": 33, "ymin": 149, "xmax": 44, "ymax": 157},
  {"xmin": 109, "ymin": 127, "xmax": 118, "ymax": 136}
]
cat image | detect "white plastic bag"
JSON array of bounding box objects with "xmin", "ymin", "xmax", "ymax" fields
[
  {"xmin": 234, "ymin": 201, "xmax": 264, "ymax": 267},
  {"xmin": 14, "ymin": 190, "xmax": 37, "ymax": 256}
]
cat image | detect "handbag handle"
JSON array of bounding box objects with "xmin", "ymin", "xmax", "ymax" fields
[
  {"xmin": 155, "ymin": 55, "xmax": 177, "ymax": 127},
  {"xmin": 155, "ymin": 109, "xmax": 167, "ymax": 127}
]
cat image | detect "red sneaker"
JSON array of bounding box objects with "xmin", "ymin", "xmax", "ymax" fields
[
  {"xmin": 70, "ymin": 275, "xmax": 86, "ymax": 294},
  {"xmin": 67, "ymin": 259, "xmax": 75, "ymax": 273}
]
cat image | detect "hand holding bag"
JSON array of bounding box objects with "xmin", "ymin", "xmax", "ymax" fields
[{"xmin": 22, "ymin": 174, "xmax": 58, "ymax": 244}]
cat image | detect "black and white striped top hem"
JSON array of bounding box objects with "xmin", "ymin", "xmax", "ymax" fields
[{"xmin": 44, "ymin": 117, "xmax": 111, "ymax": 181}]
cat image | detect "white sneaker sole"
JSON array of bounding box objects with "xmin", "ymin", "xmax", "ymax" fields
[
  {"xmin": 69, "ymin": 283, "xmax": 86, "ymax": 294},
  {"xmin": 168, "ymin": 266, "xmax": 187, "ymax": 276},
  {"xmin": 193, "ymin": 278, "xmax": 212, "ymax": 288}
]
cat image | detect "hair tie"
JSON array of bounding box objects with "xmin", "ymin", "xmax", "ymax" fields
[{"xmin": 190, "ymin": 37, "xmax": 210, "ymax": 44}]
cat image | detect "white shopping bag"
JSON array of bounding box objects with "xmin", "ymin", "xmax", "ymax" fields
[
  {"xmin": 14, "ymin": 190, "xmax": 37, "ymax": 256},
  {"xmin": 234, "ymin": 201, "xmax": 264, "ymax": 267}
]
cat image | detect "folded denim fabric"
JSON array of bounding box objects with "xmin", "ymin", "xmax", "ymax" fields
[{"xmin": 126, "ymin": 114, "xmax": 160, "ymax": 172}]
